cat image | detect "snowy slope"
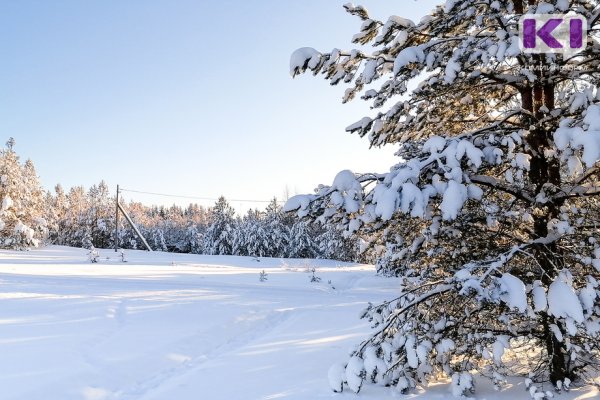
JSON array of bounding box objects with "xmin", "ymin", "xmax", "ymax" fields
[{"xmin": 0, "ymin": 246, "xmax": 597, "ymax": 400}]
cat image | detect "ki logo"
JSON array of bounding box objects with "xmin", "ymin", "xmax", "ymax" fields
[{"xmin": 519, "ymin": 14, "xmax": 587, "ymax": 56}]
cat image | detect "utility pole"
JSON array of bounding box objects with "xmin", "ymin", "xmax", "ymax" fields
[
  {"xmin": 115, "ymin": 185, "xmax": 120, "ymax": 252},
  {"xmin": 117, "ymin": 202, "xmax": 152, "ymax": 252},
  {"xmin": 113, "ymin": 184, "xmax": 152, "ymax": 252}
]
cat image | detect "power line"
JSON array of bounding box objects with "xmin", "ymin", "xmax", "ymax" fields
[{"xmin": 119, "ymin": 188, "xmax": 275, "ymax": 204}]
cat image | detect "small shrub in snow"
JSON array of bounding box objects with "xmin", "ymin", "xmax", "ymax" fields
[
  {"xmin": 88, "ymin": 247, "xmax": 99, "ymax": 263},
  {"xmin": 259, "ymin": 270, "xmax": 268, "ymax": 282},
  {"xmin": 309, "ymin": 267, "xmax": 321, "ymax": 283}
]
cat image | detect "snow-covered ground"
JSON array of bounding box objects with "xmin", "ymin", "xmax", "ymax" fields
[{"xmin": 0, "ymin": 246, "xmax": 597, "ymax": 400}]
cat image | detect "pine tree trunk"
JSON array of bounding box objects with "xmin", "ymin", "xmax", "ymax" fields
[
  {"xmin": 521, "ymin": 60, "xmax": 571, "ymax": 385},
  {"xmin": 513, "ymin": 0, "xmax": 571, "ymax": 381}
]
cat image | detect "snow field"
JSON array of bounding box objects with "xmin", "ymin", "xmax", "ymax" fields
[
  {"xmin": 0, "ymin": 246, "xmax": 395, "ymax": 400},
  {"xmin": 0, "ymin": 246, "xmax": 597, "ymax": 400}
]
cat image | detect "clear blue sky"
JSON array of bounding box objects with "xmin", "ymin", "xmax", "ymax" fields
[{"xmin": 0, "ymin": 0, "xmax": 439, "ymax": 210}]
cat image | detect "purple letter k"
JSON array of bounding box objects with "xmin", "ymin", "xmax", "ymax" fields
[{"xmin": 523, "ymin": 19, "xmax": 563, "ymax": 49}]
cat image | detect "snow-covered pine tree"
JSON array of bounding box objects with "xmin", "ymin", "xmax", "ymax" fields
[
  {"xmin": 46, "ymin": 184, "xmax": 70, "ymax": 245},
  {"xmin": 231, "ymin": 210, "xmax": 251, "ymax": 256},
  {"xmin": 183, "ymin": 225, "xmax": 202, "ymax": 254},
  {"xmin": 286, "ymin": 0, "xmax": 600, "ymax": 395},
  {"xmin": 317, "ymin": 222, "xmax": 357, "ymax": 262},
  {"xmin": 0, "ymin": 138, "xmax": 47, "ymax": 248},
  {"xmin": 64, "ymin": 186, "xmax": 93, "ymax": 248},
  {"xmin": 263, "ymin": 198, "xmax": 290, "ymax": 257},
  {"xmin": 288, "ymin": 220, "xmax": 318, "ymax": 259},
  {"xmin": 232, "ymin": 209, "xmax": 271, "ymax": 257},
  {"xmin": 231, "ymin": 222, "xmax": 245, "ymax": 256},
  {"xmin": 203, "ymin": 196, "xmax": 236, "ymax": 255},
  {"xmin": 21, "ymin": 159, "xmax": 48, "ymax": 241},
  {"xmin": 43, "ymin": 189, "xmax": 58, "ymax": 242},
  {"xmin": 151, "ymin": 227, "xmax": 169, "ymax": 252},
  {"xmin": 246, "ymin": 214, "xmax": 270, "ymax": 258},
  {"xmin": 158, "ymin": 205, "xmax": 187, "ymax": 252},
  {"xmin": 87, "ymin": 181, "xmax": 113, "ymax": 248}
]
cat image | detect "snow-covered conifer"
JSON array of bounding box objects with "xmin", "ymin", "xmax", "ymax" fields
[
  {"xmin": 233, "ymin": 209, "xmax": 271, "ymax": 257},
  {"xmin": 151, "ymin": 227, "xmax": 169, "ymax": 252},
  {"xmin": 263, "ymin": 198, "xmax": 290, "ymax": 257},
  {"xmin": 287, "ymin": 0, "xmax": 600, "ymax": 394},
  {"xmin": 63, "ymin": 186, "xmax": 92, "ymax": 248},
  {"xmin": 317, "ymin": 223, "xmax": 357, "ymax": 261},
  {"xmin": 288, "ymin": 220, "xmax": 317, "ymax": 258},
  {"xmin": 87, "ymin": 181, "xmax": 113, "ymax": 248},
  {"xmin": 0, "ymin": 139, "xmax": 47, "ymax": 248},
  {"xmin": 203, "ymin": 196, "xmax": 236, "ymax": 255}
]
